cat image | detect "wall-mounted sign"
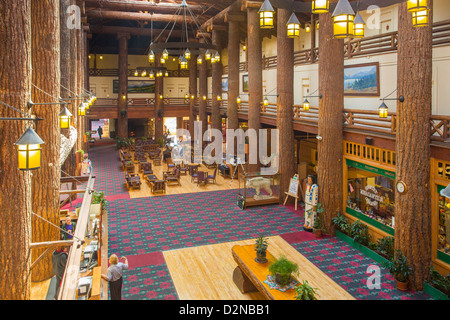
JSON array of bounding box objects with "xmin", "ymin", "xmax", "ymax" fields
[{"xmin": 360, "ymin": 185, "xmax": 384, "ymax": 207}]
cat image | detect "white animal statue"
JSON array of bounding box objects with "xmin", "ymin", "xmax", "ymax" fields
[{"xmin": 246, "ymin": 177, "xmax": 273, "ymax": 197}]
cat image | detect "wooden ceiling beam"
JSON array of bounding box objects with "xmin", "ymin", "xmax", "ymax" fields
[
  {"xmin": 87, "ymin": 10, "xmax": 198, "ymax": 23},
  {"xmin": 84, "ymin": 0, "xmax": 204, "ymax": 13},
  {"xmin": 89, "ymin": 25, "xmax": 186, "ymax": 38}
]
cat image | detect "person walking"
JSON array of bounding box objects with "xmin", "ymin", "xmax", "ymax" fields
[
  {"xmin": 101, "ymin": 254, "xmax": 128, "ymax": 300},
  {"xmin": 97, "ymin": 126, "xmax": 103, "ymax": 139},
  {"xmin": 52, "ymin": 246, "xmax": 68, "ymax": 300}
]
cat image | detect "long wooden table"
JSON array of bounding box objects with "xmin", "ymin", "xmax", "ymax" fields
[{"xmin": 231, "ymin": 243, "xmax": 355, "ymax": 300}]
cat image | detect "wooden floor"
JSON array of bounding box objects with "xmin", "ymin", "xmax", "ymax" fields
[
  {"xmin": 31, "ymin": 278, "xmax": 52, "ymax": 300},
  {"xmin": 126, "ymin": 155, "xmax": 241, "ymax": 199},
  {"xmin": 163, "ymin": 236, "xmax": 354, "ymax": 300}
]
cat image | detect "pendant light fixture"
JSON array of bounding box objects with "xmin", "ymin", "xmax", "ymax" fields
[
  {"xmin": 286, "ymin": 13, "xmax": 301, "ymax": 38},
  {"xmin": 378, "ymin": 102, "xmax": 388, "ymax": 118},
  {"xmin": 205, "ymin": 50, "xmax": 212, "ymax": 60},
  {"xmin": 305, "ymin": 24, "xmax": 311, "ymax": 33},
  {"xmin": 59, "ymin": 106, "xmax": 72, "ymax": 129},
  {"xmin": 263, "ymin": 96, "xmax": 269, "ymax": 107},
  {"xmin": 303, "ymin": 99, "xmax": 310, "ymax": 111},
  {"xmin": 78, "ymin": 102, "xmax": 86, "ymax": 116},
  {"xmin": 311, "ymin": 0, "xmax": 329, "ymax": 14},
  {"xmin": 149, "ymin": 70, "xmax": 155, "ymax": 79},
  {"xmin": 353, "ymin": 12, "xmax": 366, "ymax": 38},
  {"xmin": 258, "ymin": 0, "xmax": 275, "ymax": 29},
  {"xmin": 148, "ymin": 50, "xmax": 155, "ymax": 63},
  {"xmin": 412, "ymin": 9, "xmax": 430, "ymax": 27},
  {"xmin": 15, "ymin": 126, "xmax": 45, "ymax": 171},
  {"xmin": 407, "ymin": 0, "xmax": 428, "ymax": 12},
  {"xmin": 197, "ymin": 55, "xmax": 203, "ymax": 64},
  {"xmin": 180, "ymin": 56, "xmax": 189, "ymax": 70},
  {"xmin": 214, "ymin": 51, "xmax": 221, "ymax": 63},
  {"xmin": 184, "ymin": 48, "xmax": 191, "ymax": 60},
  {"xmin": 332, "ymin": 0, "xmax": 355, "ymax": 39}
]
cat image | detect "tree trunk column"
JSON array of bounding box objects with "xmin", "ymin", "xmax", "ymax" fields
[
  {"xmin": 117, "ymin": 33, "xmax": 129, "ymax": 138},
  {"xmin": 0, "ymin": 0, "xmax": 33, "ymax": 300},
  {"xmin": 31, "ymin": 0, "xmax": 61, "ymax": 282},
  {"xmin": 317, "ymin": 10, "xmax": 344, "ymax": 234},
  {"xmin": 227, "ymin": 19, "xmax": 240, "ymax": 133},
  {"xmin": 198, "ymin": 38, "xmax": 208, "ymax": 139},
  {"xmin": 395, "ymin": 1, "xmax": 433, "ymax": 291},
  {"xmin": 155, "ymin": 53, "xmax": 164, "ymax": 141},
  {"xmin": 188, "ymin": 53, "xmax": 198, "ymax": 142},
  {"xmin": 247, "ymin": 6, "xmax": 262, "ymax": 172},
  {"xmin": 276, "ymin": 8, "xmax": 295, "ymax": 201},
  {"xmin": 211, "ymin": 29, "xmax": 223, "ymax": 132}
]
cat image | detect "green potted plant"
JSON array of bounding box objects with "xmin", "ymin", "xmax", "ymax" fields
[
  {"xmin": 254, "ymin": 234, "xmax": 269, "ymax": 263},
  {"xmin": 157, "ymin": 137, "xmax": 165, "ymax": 147},
  {"xmin": 429, "ymin": 266, "xmax": 450, "ymax": 298},
  {"xmin": 382, "ymin": 249, "xmax": 412, "ymax": 291},
  {"xmin": 294, "ymin": 280, "xmax": 318, "ymax": 300},
  {"xmin": 268, "ymin": 255, "xmax": 299, "ymax": 286},
  {"xmin": 350, "ymin": 220, "xmax": 371, "ymax": 246},
  {"xmin": 376, "ymin": 236, "xmax": 395, "ymax": 261},
  {"xmin": 92, "ymin": 191, "xmax": 107, "ymax": 213},
  {"xmin": 332, "ymin": 213, "xmax": 350, "ymax": 235},
  {"xmin": 312, "ymin": 203, "xmax": 325, "ymax": 238}
]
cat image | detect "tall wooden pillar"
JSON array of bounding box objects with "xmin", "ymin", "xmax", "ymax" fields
[
  {"xmin": 317, "ymin": 9, "xmax": 344, "ymax": 234},
  {"xmin": 76, "ymin": 27, "xmax": 83, "ymax": 150},
  {"xmin": 69, "ymin": 0, "xmax": 78, "ymax": 151},
  {"xmin": 395, "ymin": 1, "xmax": 433, "ymax": 291},
  {"xmin": 276, "ymin": 8, "xmax": 295, "ymax": 200},
  {"xmin": 310, "ymin": 14, "xmax": 316, "ymax": 63},
  {"xmin": 155, "ymin": 54, "xmax": 164, "ymax": 141},
  {"xmin": 198, "ymin": 38, "xmax": 208, "ymax": 138},
  {"xmin": 247, "ymin": 5, "xmax": 262, "ymax": 172},
  {"xmin": 31, "ymin": 0, "xmax": 61, "ymax": 282},
  {"xmin": 211, "ymin": 29, "xmax": 223, "ymax": 132},
  {"xmin": 227, "ymin": 18, "xmax": 240, "ymax": 133},
  {"xmin": 117, "ymin": 33, "xmax": 129, "ymax": 138},
  {"xmin": 188, "ymin": 53, "xmax": 198, "ymax": 141},
  {"xmin": 0, "ymin": 0, "xmax": 32, "ymax": 300}
]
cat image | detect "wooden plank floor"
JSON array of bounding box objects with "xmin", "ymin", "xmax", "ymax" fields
[
  {"xmin": 163, "ymin": 236, "xmax": 354, "ymax": 300},
  {"xmin": 125, "ymin": 155, "xmax": 241, "ymax": 199}
]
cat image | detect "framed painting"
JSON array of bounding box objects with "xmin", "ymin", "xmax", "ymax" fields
[
  {"xmin": 113, "ymin": 80, "xmax": 156, "ymax": 94},
  {"xmin": 242, "ymin": 74, "xmax": 249, "ymax": 93},
  {"xmin": 222, "ymin": 76, "xmax": 228, "ymax": 92},
  {"xmin": 344, "ymin": 62, "xmax": 380, "ymax": 97}
]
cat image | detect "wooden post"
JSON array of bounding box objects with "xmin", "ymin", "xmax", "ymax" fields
[
  {"xmin": 31, "ymin": 0, "xmax": 61, "ymax": 282},
  {"xmin": 277, "ymin": 8, "xmax": 295, "ymax": 202},
  {"xmin": 0, "ymin": 0, "xmax": 32, "ymax": 300},
  {"xmin": 198, "ymin": 38, "xmax": 208, "ymax": 139},
  {"xmin": 117, "ymin": 33, "xmax": 129, "ymax": 138},
  {"xmin": 310, "ymin": 14, "xmax": 316, "ymax": 63},
  {"xmin": 227, "ymin": 18, "xmax": 240, "ymax": 133},
  {"xmin": 247, "ymin": 6, "xmax": 262, "ymax": 172},
  {"xmin": 155, "ymin": 53, "xmax": 164, "ymax": 141},
  {"xmin": 76, "ymin": 27, "xmax": 83, "ymax": 150},
  {"xmin": 188, "ymin": 53, "xmax": 198, "ymax": 142},
  {"xmin": 211, "ymin": 29, "xmax": 223, "ymax": 132},
  {"xmin": 395, "ymin": 1, "xmax": 433, "ymax": 291},
  {"xmin": 317, "ymin": 9, "xmax": 344, "ymax": 235}
]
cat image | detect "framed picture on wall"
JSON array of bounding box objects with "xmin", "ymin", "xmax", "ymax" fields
[
  {"xmin": 222, "ymin": 76, "xmax": 228, "ymax": 92},
  {"xmin": 113, "ymin": 80, "xmax": 156, "ymax": 94},
  {"xmin": 242, "ymin": 74, "xmax": 249, "ymax": 93},
  {"xmin": 344, "ymin": 62, "xmax": 380, "ymax": 97}
]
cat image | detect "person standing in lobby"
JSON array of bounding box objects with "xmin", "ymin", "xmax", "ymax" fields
[{"xmin": 101, "ymin": 254, "xmax": 129, "ymax": 300}]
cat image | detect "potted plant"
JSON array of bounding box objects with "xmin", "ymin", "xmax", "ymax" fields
[
  {"xmin": 92, "ymin": 191, "xmax": 107, "ymax": 213},
  {"xmin": 429, "ymin": 266, "xmax": 450, "ymax": 299},
  {"xmin": 312, "ymin": 203, "xmax": 325, "ymax": 238},
  {"xmin": 268, "ymin": 255, "xmax": 299, "ymax": 286},
  {"xmin": 294, "ymin": 280, "xmax": 318, "ymax": 300},
  {"xmin": 382, "ymin": 249, "xmax": 412, "ymax": 291},
  {"xmin": 376, "ymin": 236, "xmax": 395, "ymax": 261},
  {"xmin": 254, "ymin": 234, "xmax": 269, "ymax": 263},
  {"xmin": 332, "ymin": 213, "xmax": 350, "ymax": 235},
  {"xmin": 350, "ymin": 220, "xmax": 371, "ymax": 246}
]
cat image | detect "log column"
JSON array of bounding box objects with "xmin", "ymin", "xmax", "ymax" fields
[
  {"xmin": 31, "ymin": 0, "xmax": 61, "ymax": 281},
  {"xmin": 211, "ymin": 29, "xmax": 223, "ymax": 132},
  {"xmin": 198, "ymin": 38, "xmax": 208, "ymax": 138},
  {"xmin": 276, "ymin": 8, "xmax": 295, "ymax": 200},
  {"xmin": 0, "ymin": 0, "xmax": 33, "ymax": 300},
  {"xmin": 247, "ymin": 5, "xmax": 262, "ymax": 172},
  {"xmin": 76, "ymin": 27, "xmax": 83, "ymax": 150},
  {"xmin": 317, "ymin": 8, "xmax": 344, "ymax": 234},
  {"xmin": 117, "ymin": 33, "xmax": 130, "ymax": 138},
  {"xmin": 155, "ymin": 53, "xmax": 164, "ymax": 141},
  {"xmin": 227, "ymin": 18, "xmax": 240, "ymax": 133},
  {"xmin": 188, "ymin": 53, "xmax": 198, "ymax": 141},
  {"xmin": 395, "ymin": 1, "xmax": 433, "ymax": 290}
]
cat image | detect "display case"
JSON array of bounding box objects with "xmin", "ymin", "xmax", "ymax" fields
[
  {"xmin": 438, "ymin": 189, "xmax": 450, "ymax": 262},
  {"xmin": 238, "ymin": 172, "xmax": 280, "ymax": 209}
]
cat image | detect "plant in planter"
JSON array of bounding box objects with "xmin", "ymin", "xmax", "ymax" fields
[
  {"xmin": 332, "ymin": 213, "xmax": 350, "ymax": 235},
  {"xmin": 294, "ymin": 280, "xmax": 318, "ymax": 300},
  {"xmin": 268, "ymin": 255, "xmax": 299, "ymax": 286},
  {"xmin": 350, "ymin": 220, "xmax": 371, "ymax": 246},
  {"xmin": 312, "ymin": 203, "xmax": 325, "ymax": 238},
  {"xmin": 92, "ymin": 191, "xmax": 108, "ymax": 212},
  {"xmin": 429, "ymin": 266, "xmax": 450, "ymax": 298},
  {"xmin": 254, "ymin": 234, "xmax": 269, "ymax": 263},
  {"xmin": 157, "ymin": 137, "xmax": 165, "ymax": 147},
  {"xmin": 382, "ymin": 249, "xmax": 412, "ymax": 291},
  {"xmin": 376, "ymin": 236, "xmax": 395, "ymax": 261}
]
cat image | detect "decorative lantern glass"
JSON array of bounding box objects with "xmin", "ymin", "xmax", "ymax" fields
[
  {"xmin": 184, "ymin": 48, "xmax": 191, "ymax": 60},
  {"xmin": 148, "ymin": 51, "xmax": 155, "ymax": 63},
  {"xmin": 59, "ymin": 107, "xmax": 72, "ymax": 129},
  {"xmin": 134, "ymin": 70, "xmax": 139, "ymax": 76},
  {"xmin": 312, "ymin": 0, "xmax": 329, "ymax": 14},
  {"xmin": 353, "ymin": 12, "xmax": 366, "ymax": 38},
  {"xmin": 162, "ymin": 49, "xmax": 169, "ymax": 60},
  {"xmin": 214, "ymin": 52, "xmax": 221, "ymax": 63},
  {"xmin": 259, "ymin": 0, "xmax": 275, "ymax": 29},
  {"xmin": 237, "ymin": 96, "xmax": 241, "ymax": 104},
  {"xmin": 78, "ymin": 103, "xmax": 86, "ymax": 116},
  {"xmin": 286, "ymin": 13, "xmax": 301, "ymax": 38},
  {"xmin": 165, "ymin": 71, "xmax": 169, "ymax": 77},
  {"xmin": 149, "ymin": 70, "xmax": 155, "ymax": 79},
  {"xmin": 303, "ymin": 99, "xmax": 310, "ymax": 111},
  {"xmin": 407, "ymin": 0, "xmax": 428, "ymax": 12},
  {"xmin": 180, "ymin": 56, "xmax": 189, "ymax": 70},
  {"xmin": 412, "ymin": 9, "xmax": 429, "ymax": 27},
  {"xmin": 197, "ymin": 56, "xmax": 203, "ymax": 64},
  {"xmin": 203, "ymin": 95, "xmax": 207, "ymax": 101},
  {"xmin": 205, "ymin": 50, "xmax": 212, "ymax": 60},
  {"xmin": 263, "ymin": 97, "xmax": 269, "ymax": 106},
  {"xmin": 15, "ymin": 127, "xmax": 45, "ymax": 171},
  {"xmin": 305, "ymin": 24, "xmax": 311, "ymax": 33},
  {"xmin": 217, "ymin": 95, "xmax": 222, "ymax": 101},
  {"xmin": 332, "ymin": 0, "xmax": 355, "ymax": 39},
  {"xmin": 379, "ymin": 102, "xmax": 388, "ymax": 118}
]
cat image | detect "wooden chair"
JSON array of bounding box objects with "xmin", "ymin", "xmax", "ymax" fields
[
  {"xmin": 190, "ymin": 166, "xmax": 198, "ymax": 183},
  {"xmin": 153, "ymin": 157, "xmax": 161, "ymax": 166},
  {"xmin": 125, "ymin": 172, "xmax": 141, "ymax": 190},
  {"xmin": 124, "ymin": 161, "xmax": 135, "ymax": 173},
  {"xmin": 179, "ymin": 163, "xmax": 189, "ymax": 176},
  {"xmin": 148, "ymin": 148, "xmax": 161, "ymax": 160},
  {"xmin": 151, "ymin": 180, "xmax": 166, "ymax": 194},
  {"xmin": 167, "ymin": 158, "xmax": 175, "ymax": 170},
  {"xmin": 197, "ymin": 171, "xmax": 207, "ymax": 186},
  {"xmin": 140, "ymin": 162, "xmax": 153, "ymax": 176},
  {"xmin": 207, "ymin": 167, "xmax": 218, "ymax": 184},
  {"xmin": 165, "ymin": 169, "xmax": 181, "ymax": 186}
]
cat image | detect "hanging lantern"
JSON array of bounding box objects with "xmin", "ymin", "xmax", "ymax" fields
[
  {"xmin": 159, "ymin": 94, "xmax": 163, "ymax": 99},
  {"xmin": 165, "ymin": 71, "xmax": 169, "ymax": 77},
  {"xmin": 217, "ymin": 95, "xmax": 222, "ymax": 101},
  {"xmin": 148, "ymin": 50, "xmax": 155, "ymax": 63},
  {"xmin": 149, "ymin": 70, "xmax": 155, "ymax": 79},
  {"xmin": 407, "ymin": 0, "xmax": 428, "ymax": 12},
  {"xmin": 353, "ymin": 12, "xmax": 366, "ymax": 38},
  {"xmin": 184, "ymin": 48, "xmax": 191, "ymax": 60},
  {"xmin": 379, "ymin": 102, "xmax": 388, "ymax": 118},
  {"xmin": 303, "ymin": 99, "xmax": 310, "ymax": 111},
  {"xmin": 286, "ymin": 13, "xmax": 301, "ymax": 38},
  {"xmin": 214, "ymin": 51, "xmax": 221, "ymax": 63},
  {"xmin": 197, "ymin": 55, "xmax": 203, "ymax": 64},
  {"xmin": 78, "ymin": 102, "xmax": 86, "ymax": 116},
  {"xmin": 134, "ymin": 70, "xmax": 139, "ymax": 77},
  {"xmin": 312, "ymin": 0, "xmax": 329, "ymax": 14},
  {"xmin": 263, "ymin": 97, "xmax": 269, "ymax": 106},
  {"xmin": 203, "ymin": 95, "xmax": 207, "ymax": 101},
  {"xmin": 191, "ymin": 95, "xmax": 195, "ymax": 100},
  {"xmin": 305, "ymin": 24, "xmax": 311, "ymax": 33},
  {"xmin": 237, "ymin": 96, "xmax": 241, "ymax": 104},
  {"xmin": 332, "ymin": 0, "xmax": 355, "ymax": 39},
  {"xmin": 258, "ymin": 0, "xmax": 275, "ymax": 29},
  {"xmin": 15, "ymin": 126, "xmax": 45, "ymax": 171},
  {"xmin": 243, "ymin": 45, "xmax": 247, "ymax": 51},
  {"xmin": 211, "ymin": 55, "xmax": 216, "ymax": 64},
  {"xmin": 180, "ymin": 56, "xmax": 189, "ymax": 70},
  {"xmin": 99, "ymin": 55, "xmax": 104, "ymax": 60},
  {"xmin": 205, "ymin": 50, "xmax": 212, "ymax": 60},
  {"xmin": 412, "ymin": 9, "xmax": 429, "ymax": 27},
  {"xmin": 185, "ymin": 93, "xmax": 189, "ymax": 99},
  {"xmin": 59, "ymin": 106, "xmax": 72, "ymax": 129},
  {"xmin": 142, "ymin": 70, "xmax": 147, "ymax": 77},
  {"xmin": 162, "ymin": 49, "xmax": 169, "ymax": 60}
]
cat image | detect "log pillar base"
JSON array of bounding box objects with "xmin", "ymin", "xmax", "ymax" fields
[{"xmin": 232, "ymin": 266, "xmax": 258, "ymax": 293}]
